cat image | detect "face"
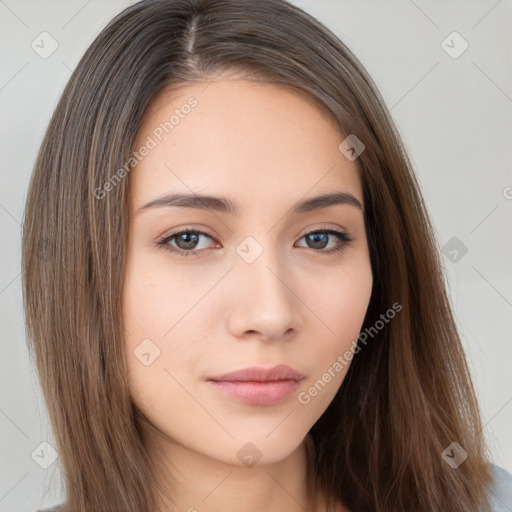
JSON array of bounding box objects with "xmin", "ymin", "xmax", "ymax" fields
[{"xmin": 122, "ymin": 74, "xmax": 373, "ymax": 468}]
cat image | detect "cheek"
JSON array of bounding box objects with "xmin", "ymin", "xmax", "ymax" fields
[
  {"xmin": 122, "ymin": 268, "xmax": 204, "ymax": 439},
  {"xmin": 122, "ymin": 254, "xmax": 213, "ymax": 406},
  {"xmin": 293, "ymin": 269, "xmax": 372, "ymax": 417},
  {"xmin": 123, "ymin": 253, "xmax": 210, "ymax": 338},
  {"xmin": 310, "ymin": 261, "xmax": 373, "ymax": 347},
  {"xmin": 297, "ymin": 259, "xmax": 372, "ymax": 393}
]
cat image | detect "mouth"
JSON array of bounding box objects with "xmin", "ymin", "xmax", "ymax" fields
[{"xmin": 205, "ymin": 364, "xmax": 305, "ymax": 406}]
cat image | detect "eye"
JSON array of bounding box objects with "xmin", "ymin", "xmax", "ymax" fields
[
  {"xmin": 156, "ymin": 229, "xmax": 218, "ymax": 257},
  {"xmin": 156, "ymin": 227, "xmax": 354, "ymax": 257},
  {"xmin": 295, "ymin": 228, "xmax": 354, "ymax": 254}
]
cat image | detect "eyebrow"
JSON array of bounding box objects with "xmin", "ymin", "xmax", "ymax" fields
[{"xmin": 137, "ymin": 191, "xmax": 363, "ymax": 215}]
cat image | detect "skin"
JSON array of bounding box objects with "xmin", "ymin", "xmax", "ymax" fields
[{"xmin": 122, "ymin": 72, "xmax": 373, "ymax": 512}]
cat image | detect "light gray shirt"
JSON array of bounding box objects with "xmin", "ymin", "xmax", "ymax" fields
[{"xmin": 487, "ymin": 464, "xmax": 512, "ymax": 511}]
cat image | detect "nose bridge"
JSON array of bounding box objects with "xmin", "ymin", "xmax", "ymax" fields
[{"xmin": 227, "ymin": 234, "xmax": 300, "ymax": 339}]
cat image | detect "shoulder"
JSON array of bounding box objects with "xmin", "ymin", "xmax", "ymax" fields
[{"xmin": 486, "ymin": 463, "xmax": 512, "ymax": 511}]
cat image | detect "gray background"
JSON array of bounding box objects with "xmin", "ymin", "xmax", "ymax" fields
[{"xmin": 1, "ymin": 0, "xmax": 511, "ymax": 510}]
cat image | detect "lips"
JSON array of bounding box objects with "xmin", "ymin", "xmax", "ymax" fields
[
  {"xmin": 206, "ymin": 364, "xmax": 305, "ymax": 383},
  {"xmin": 206, "ymin": 365, "xmax": 305, "ymax": 406}
]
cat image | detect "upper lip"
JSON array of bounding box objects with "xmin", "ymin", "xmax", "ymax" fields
[{"xmin": 206, "ymin": 364, "xmax": 305, "ymax": 383}]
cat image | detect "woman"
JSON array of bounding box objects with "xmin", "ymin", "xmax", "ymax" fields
[{"xmin": 22, "ymin": 0, "xmax": 512, "ymax": 511}]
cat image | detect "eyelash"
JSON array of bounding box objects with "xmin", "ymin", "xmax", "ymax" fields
[{"xmin": 155, "ymin": 226, "xmax": 354, "ymax": 257}]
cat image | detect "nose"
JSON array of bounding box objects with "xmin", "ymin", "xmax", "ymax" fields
[{"xmin": 225, "ymin": 244, "xmax": 302, "ymax": 342}]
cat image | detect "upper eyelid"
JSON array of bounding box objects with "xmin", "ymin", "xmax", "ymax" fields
[
  {"xmin": 159, "ymin": 228, "xmax": 217, "ymax": 243},
  {"xmin": 160, "ymin": 224, "xmax": 347, "ymax": 237},
  {"xmin": 158, "ymin": 225, "xmax": 351, "ymax": 246}
]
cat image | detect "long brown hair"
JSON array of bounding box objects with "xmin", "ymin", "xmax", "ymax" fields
[{"xmin": 22, "ymin": 1, "xmax": 491, "ymax": 510}]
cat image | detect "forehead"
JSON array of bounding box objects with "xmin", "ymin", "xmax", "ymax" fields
[{"xmin": 131, "ymin": 77, "xmax": 363, "ymax": 212}]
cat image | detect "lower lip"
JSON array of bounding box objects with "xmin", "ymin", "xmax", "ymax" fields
[{"xmin": 207, "ymin": 379, "xmax": 302, "ymax": 405}]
